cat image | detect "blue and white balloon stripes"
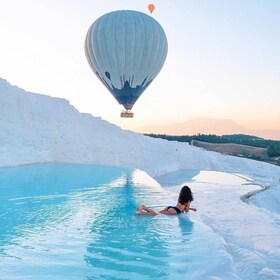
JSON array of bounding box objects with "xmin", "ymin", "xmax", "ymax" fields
[{"xmin": 85, "ymin": 10, "xmax": 168, "ymax": 111}]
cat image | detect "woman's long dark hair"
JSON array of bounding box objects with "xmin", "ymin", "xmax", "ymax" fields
[{"xmin": 178, "ymin": 185, "xmax": 193, "ymax": 205}]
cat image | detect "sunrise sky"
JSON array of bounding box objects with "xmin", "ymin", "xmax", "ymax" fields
[{"xmin": 0, "ymin": 0, "xmax": 279, "ymax": 133}]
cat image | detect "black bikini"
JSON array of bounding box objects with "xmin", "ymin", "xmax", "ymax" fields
[{"xmin": 167, "ymin": 206, "xmax": 182, "ymax": 214}]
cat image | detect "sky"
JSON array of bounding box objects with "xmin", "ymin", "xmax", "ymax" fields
[{"xmin": 0, "ymin": 0, "xmax": 279, "ymax": 133}]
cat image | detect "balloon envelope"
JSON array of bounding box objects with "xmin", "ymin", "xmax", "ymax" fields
[
  {"xmin": 85, "ymin": 10, "xmax": 168, "ymax": 110},
  {"xmin": 148, "ymin": 4, "xmax": 155, "ymax": 13}
]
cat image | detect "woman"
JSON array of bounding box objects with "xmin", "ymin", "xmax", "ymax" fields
[{"xmin": 136, "ymin": 185, "xmax": 197, "ymax": 215}]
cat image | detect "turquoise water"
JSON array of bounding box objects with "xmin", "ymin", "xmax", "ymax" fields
[{"xmin": 0, "ymin": 164, "xmax": 235, "ymax": 279}]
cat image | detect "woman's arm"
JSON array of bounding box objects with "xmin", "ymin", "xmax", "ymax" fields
[{"xmin": 184, "ymin": 202, "xmax": 197, "ymax": 212}]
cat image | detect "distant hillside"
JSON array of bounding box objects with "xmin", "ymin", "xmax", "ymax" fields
[
  {"xmin": 138, "ymin": 118, "xmax": 280, "ymax": 140},
  {"xmin": 191, "ymin": 140, "xmax": 280, "ymax": 165},
  {"xmin": 145, "ymin": 134, "xmax": 280, "ymax": 165}
]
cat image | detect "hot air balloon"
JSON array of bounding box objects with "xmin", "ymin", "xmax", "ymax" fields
[
  {"xmin": 148, "ymin": 4, "xmax": 155, "ymax": 14},
  {"xmin": 85, "ymin": 10, "xmax": 168, "ymax": 118}
]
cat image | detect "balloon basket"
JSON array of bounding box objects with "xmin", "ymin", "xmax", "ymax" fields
[{"xmin": 121, "ymin": 111, "xmax": 134, "ymax": 118}]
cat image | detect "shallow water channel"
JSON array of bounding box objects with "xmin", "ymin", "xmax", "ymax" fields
[{"xmin": 0, "ymin": 163, "xmax": 240, "ymax": 279}]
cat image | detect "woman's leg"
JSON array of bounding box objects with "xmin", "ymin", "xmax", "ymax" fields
[{"xmin": 136, "ymin": 205, "xmax": 158, "ymax": 215}]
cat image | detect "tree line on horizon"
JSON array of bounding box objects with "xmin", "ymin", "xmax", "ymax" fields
[{"xmin": 144, "ymin": 133, "xmax": 280, "ymax": 158}]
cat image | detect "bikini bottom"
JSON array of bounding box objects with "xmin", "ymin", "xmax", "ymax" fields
[{"xmin": 167, "ymin": 206, "xmax": 182, "ymax": 214}]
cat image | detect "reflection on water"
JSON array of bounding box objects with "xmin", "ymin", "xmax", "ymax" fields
[
  {"xmin": 155, "ymin": 169, "xmax": 200, "ymax": 186},
  {"xmin": 156, "ymin": 169, "xmax": 250, "ymax": 187},
  {"xmin": 84, "ymin": 174, "xmax": 193, "ymax": 279},
  {"xmin": 193, "ymin": 171, "xmax": 250, "ymax": 185},
  {"xmin": 0, "ymin": 164, "xmax": 235, "ymax": 279}
]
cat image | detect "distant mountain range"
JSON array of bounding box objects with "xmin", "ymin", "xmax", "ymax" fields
[{"xmin": 137, "ymin": 118, "xmax": 280, "ymax": 140}]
